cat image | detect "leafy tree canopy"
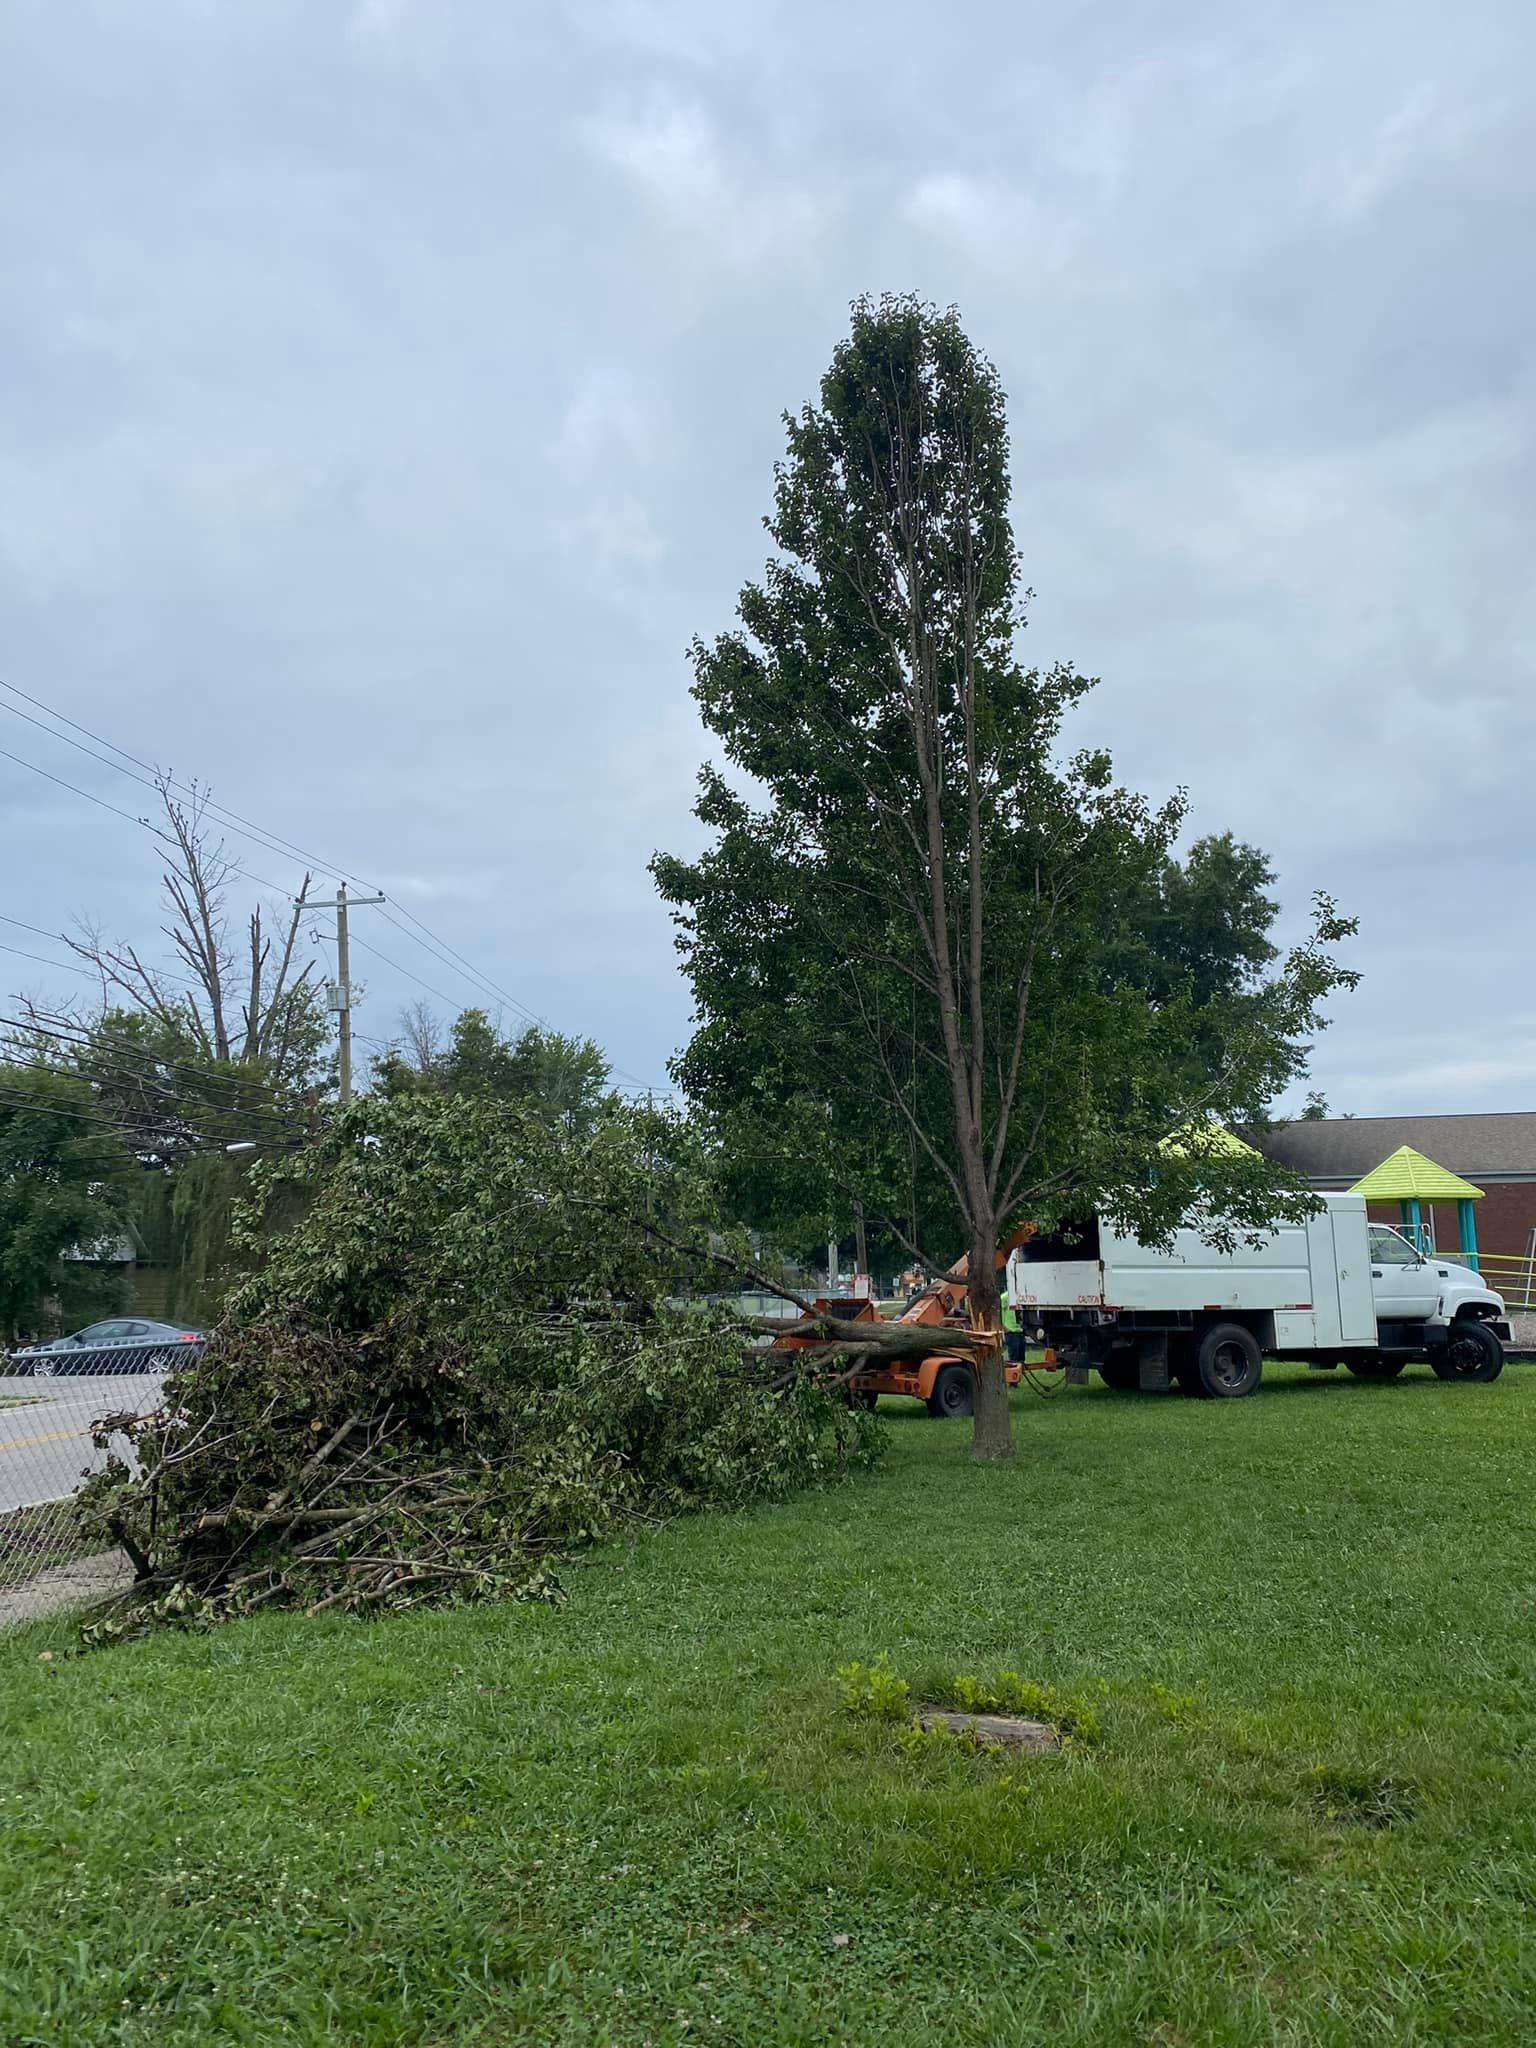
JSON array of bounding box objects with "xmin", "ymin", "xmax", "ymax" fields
[
  {"xmin": 374, "ymin": 1009, "xmax": 613, "ymax": 1137},
  {"xmin": 0, "ymin": 1062, "xmax": 136, "ymax": 1339}
]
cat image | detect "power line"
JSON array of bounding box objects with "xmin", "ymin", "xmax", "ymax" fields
[
  {"xmin": 0, "ymin": 1014, "xmax": 306, "ymax": 1135},
  {"xmin": 0, "ymin": 914, "xmax": 213, "ymax": 999},
  {"xmin": 0, "ymin": 1079, "xmax": 300, "ymax": 1156},
  {"xmin": 375, "ymin": 907, "xmax": 539, "ymax": 1029},
  {"xmin": 0, "ymin": 682, "xmax": 323, "ymax": 881},
  {"xmin": 0, "ymin": 679, "xmax": 545, "ymax": 1010},
  {"xmin": 0, "ymin": 676, "xmax": 674, "ymax": 1094},
  {"xmin": 0, "ymin": 941, "xmax": 100, "ymax": 981},
  {"xmin": 0, "ymin": 911, "xmax": 86, "ymax": 946},
  {"xmin": 0, "ymin": 1081, "xmax": 190, "ymax": 1142},
  {"xmin": 0, "ymin": 742, "xmax": 155, "ymax": 832},
  {"xmin": 347, "ymin": 933, "xmax": 462, "ymax": 1013}
]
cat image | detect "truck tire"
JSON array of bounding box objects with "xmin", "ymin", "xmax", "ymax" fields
[
  {"xmin": 1345, "ymin": 1355, "xmax": 1407, "ymax": 1380},
  {"xmin": 1097, "ymin": 1355, "xmax": 1140, "ymax": 1391},
  {"xmin": 1431, "ymin": 1319, "xmax": 1504, "ymax": 1383},
  {"xmin": 1192, "ymin": 1323, "xmax": 1263, "ymax": 1399},
  {"xmin": 927, "ymin": 1364, "xmax": 975, "ymax": 1419}
]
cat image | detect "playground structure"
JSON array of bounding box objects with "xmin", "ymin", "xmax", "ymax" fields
[{"xmin": 1351, "ymin": 1145, "xmax": 1485, "ymax": 1266}]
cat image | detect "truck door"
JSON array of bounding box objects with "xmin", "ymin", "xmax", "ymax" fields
[
  {"xmin": 1329, "ymin": 1210, "xmax": 1378, "ymax": 1343},
  {"xmin": 1367, "ymin": 1224, "xmax": 1440, "ymax": 1321}
]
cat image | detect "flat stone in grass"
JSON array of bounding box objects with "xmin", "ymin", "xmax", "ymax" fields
[{"xmin": 917, "ymin": 1709, "xmax": 1059, "ymax": 1752}]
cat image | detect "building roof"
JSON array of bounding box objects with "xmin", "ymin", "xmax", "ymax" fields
[
  {"xmin": 63, "ymin": 1232, "xmax": 141, "ymax": 1264},
  {"xmin": 1350, "ymin": 1145, "xmax": 1483, "ymax": 1202},
  {"xmin": 1261, "ymin": 1111, "xmax": 1536, "ymax": 1182}
]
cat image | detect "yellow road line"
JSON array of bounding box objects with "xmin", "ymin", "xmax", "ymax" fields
[{"xmin": 0, "ymin": 1423, "xmax": 86, "ymax": 1453}]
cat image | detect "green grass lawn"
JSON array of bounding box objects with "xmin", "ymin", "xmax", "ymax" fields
[{"xmin": 3, "ymin": 1363, "xmax": 1534, "ymax": 2046}]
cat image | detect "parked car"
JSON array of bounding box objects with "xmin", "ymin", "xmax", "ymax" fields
[{"xmin": 8, "ymin": 1319, "xmax": 206, "ymax": 1377}]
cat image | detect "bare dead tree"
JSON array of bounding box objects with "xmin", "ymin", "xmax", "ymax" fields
[
  {"xmin": 59, "ymin": 776, "xmax": 324, "ymax": 1093},
  {"xmin": 397, "ymin": 1000, "xmax": 444, "ymax": 1077}
]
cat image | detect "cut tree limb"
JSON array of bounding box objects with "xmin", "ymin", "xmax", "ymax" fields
[{"xmin": 747, "ymin": 1312, "xmax": 993, "ymax": 1360}]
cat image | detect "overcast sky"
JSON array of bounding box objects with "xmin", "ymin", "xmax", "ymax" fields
[{"xmin": 2, "ymin": 0, "xmax": 1533, "ymax": 1114}]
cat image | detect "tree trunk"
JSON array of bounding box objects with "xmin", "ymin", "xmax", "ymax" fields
[
  {"xmin": 965, "ymin": 1237, "xmax": 1014, "ymax": 1462},
  {"xmin": 854, "ymin": 1202, "xmax": 868, "ymax": 1283}
]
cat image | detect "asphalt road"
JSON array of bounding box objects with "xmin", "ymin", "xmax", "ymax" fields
[{"xmin": 0, "ymin": 1373, "xmax": 164, "ymax": 1514}]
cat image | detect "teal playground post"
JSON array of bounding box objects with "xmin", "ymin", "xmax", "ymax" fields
[{"xmin": 1457, "ymin": 1197, "xmax": 1480, "ymax": 1271}]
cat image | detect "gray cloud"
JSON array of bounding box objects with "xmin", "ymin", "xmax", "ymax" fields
[{"xmin": 2, "ymin": 0, "xmax": 1533, "ymax": 1111}]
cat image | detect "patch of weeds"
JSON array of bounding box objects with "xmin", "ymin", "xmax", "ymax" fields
[
  {"xmin": 892, "ymin": 1718, "xmax": 1037, "ymax": 1792},
  {"xmin": 893, "ymin": 1717, "xmax": 968, "ymax": 1762},
  {"xmin": 836, "ymin": 1654, "xmax": 911, "ymax": 1721},
  {"xmin": 1146, "ymin": 1680, "xmax": 1200, "ymax": 1723},
  {"xmin": 1307, "ymin": 1763, "xmax": 1416, "ymax": 1830},
  {"xmin": 839, "ymin": 1659, "xmax": 1100, "ymax": 1753},
  {"xmin": 940, "ymin": 1669, "xmax": 1100, "ymax": 1745}
]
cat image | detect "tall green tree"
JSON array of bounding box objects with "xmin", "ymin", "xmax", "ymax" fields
[
  {"xmin": 654, "ymin": 295, "xmax": 1356, "ymax": 1461},
  {"xmin": 374, "ymin": 1008, "xmax": 613, "ymax": 1137},
  {"xmin": 0, "ymin": 1063, "xmax": 135, "ymax": 1340}
]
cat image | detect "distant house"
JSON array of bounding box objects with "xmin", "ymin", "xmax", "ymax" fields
[
  {"xmin": 63, "ymin": 1218, "xmax": 170, "ymax": 1316},
  {"xmin": 1259, "ymin": 1113, "xmax": 1536, "ymax": 1258}
]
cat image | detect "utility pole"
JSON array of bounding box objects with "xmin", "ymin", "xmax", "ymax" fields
[{"xmin": 305, "ymin": 883, "xmax": 386, "ymax": 1106}]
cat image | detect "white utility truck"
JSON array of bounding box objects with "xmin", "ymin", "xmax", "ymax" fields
[{"xmin": 1006, "ymin": 1192, "xmax": 1511, "ymax": 1398}]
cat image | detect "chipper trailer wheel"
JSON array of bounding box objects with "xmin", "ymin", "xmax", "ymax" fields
[{"xmin": 927, "ymin": 1363, "xmax": 976, "ymax": 1419}]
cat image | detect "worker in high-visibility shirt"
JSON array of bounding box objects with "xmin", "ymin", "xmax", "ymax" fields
[{"xmin": 1000, "ymin": 1283, "xmax": 1022, "ymax": 1365}]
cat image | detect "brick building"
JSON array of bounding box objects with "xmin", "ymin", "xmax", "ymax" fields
[{"xmin": 1260, "ymin": 1112, "xmax": 1536, "ymax": 1260}]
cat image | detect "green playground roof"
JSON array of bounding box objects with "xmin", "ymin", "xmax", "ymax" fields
[
  {"xmin": 1159, "ymin": 1120, "xmax": 1259, "ymax": 1160},
  {"xmin": 1350, "ymin": 1145, "xmax": 1483, "ymax": 1202}
]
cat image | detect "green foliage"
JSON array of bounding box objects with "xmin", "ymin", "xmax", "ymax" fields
[
  {"xmin": 164, "ymin": 1151, "xmax": 244, "ymax": 1324},
  {"xmin": 6, "ymin": 1001, "xmax": 334, "ymax": 1331},
  {"xmin": 0, "ymin": 1062, "xmax": 133, "ymax": 1339},
  {"xmin": 58, "ymin": 1003, "xmax": 328, "ymax": 1157},
  {"xmin": 837, "ymin": 1654, "xmax": 912, "ymax": 1721},
  {"xmin": 376, "ymin": 1009, "xmax": 613, "ymax": 1137},
  {"xmin": 80, "ymin": 1090, "xmax": 879, "ymax": 1628}
]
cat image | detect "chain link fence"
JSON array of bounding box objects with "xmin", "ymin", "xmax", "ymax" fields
[{"xmin": 0, "ymin": 1338, "xmax": 200, "ymax": 1637}]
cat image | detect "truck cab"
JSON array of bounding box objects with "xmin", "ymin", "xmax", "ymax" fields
[{"xmin": 1364, "ymin": 1222, "xmax": 1503, "ymax": 1337}]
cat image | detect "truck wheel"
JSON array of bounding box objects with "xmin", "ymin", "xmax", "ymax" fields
[
  {"xmin": 927, "ymin": 1364, "xmax": 975, "ymax": 1419},
  {"xmin": 1431, "ymin": 1320, "xmax": 1504, "ymax": 1383},
  {"xmin": 843, "ymin": 1386, "xmax": 879, "ymax": 1411},
  {"xmin": 1097, "ymin": 1356, "xmax": 1140, "ymax": 1391},
  {"xmin": 1345, "ymin": 1355, "xmax": 1406, "ymax": 1380},
  {"xmin": 1193, "ymin": 1323, "xmax": 1263, "ymax": 1399}
]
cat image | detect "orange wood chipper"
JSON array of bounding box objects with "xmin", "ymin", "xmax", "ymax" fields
[{"xmin": 773, "ymin": 1229, "xmax": 1047, "ymax": 1418}]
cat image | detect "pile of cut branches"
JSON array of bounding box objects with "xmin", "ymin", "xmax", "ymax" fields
[{"xmin": 77, "ymin": 1094, "xmax": 878, "ymax": 1636}]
